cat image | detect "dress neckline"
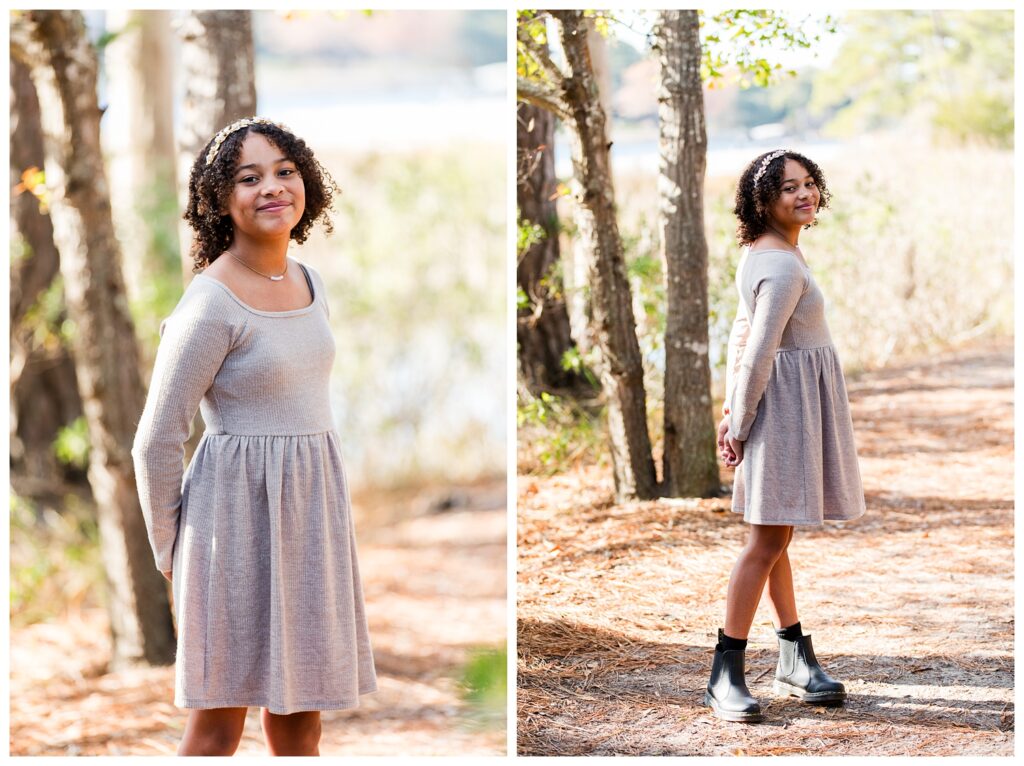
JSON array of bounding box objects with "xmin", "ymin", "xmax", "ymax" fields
[{"xmin": 196, "ymin": 257, "xmax": 317, "ymax": 317}]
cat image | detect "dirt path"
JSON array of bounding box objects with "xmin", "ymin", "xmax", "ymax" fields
[
  {"xmin": 517, "ymin": 341, "xmax": 1013, "ymax": 756},
  {"xmin": 10, "ymin": 482, "xmax": 506, "ymax": 756}
]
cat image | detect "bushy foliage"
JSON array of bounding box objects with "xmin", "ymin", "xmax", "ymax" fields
[
  {"xmin": 458, "ymin": 644, "xmax": 507, "ymax": 729},
  {"xmin": 10, "ymin": 493, "xmax": 104, "ymax": 627}
]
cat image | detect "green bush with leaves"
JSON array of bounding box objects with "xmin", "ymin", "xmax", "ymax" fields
[{"xmin": 458, "ymin": 644, "xmax": 506, "ymax": 729}]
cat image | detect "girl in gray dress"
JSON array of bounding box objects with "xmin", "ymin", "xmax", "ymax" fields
[
  {"xmin": 133, "ymin": 118, "xmax": 377, "ymax": 754},
  {"xmin": 703, "ymin": 150, "xmax": 865, "ymax": 723}
]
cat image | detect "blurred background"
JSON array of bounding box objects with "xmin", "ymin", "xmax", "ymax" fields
[
  {"xmin": 10, "ymin": 9, "xmax": 506, "ymax": 756},
  {"xmin": 518, "ymin": 9, "xmax": 1013, "ymax": 472}
]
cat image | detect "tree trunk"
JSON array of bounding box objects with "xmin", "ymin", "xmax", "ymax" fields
[
  {"xmin": 11, "ymin": 10, "xmax": 176, "ymax": 667},
  {"xmin": 654, "ymin": 11, "xmax": 719, "ymax": 497},
  {"xmin": 586, "ymin": 21, "xmax": 614, "ymax": 142},
  {"xmin": 175, "ymin": 10, "xmax": 257, "ymax": 282},
  {"xmin": 552, "ymin": 11, "xmax": 658, "ymax": 500},
  {"xmin": 104, "ymin": 10, "xmax": 180, "ymax": 302},
  {"xmin": 10, "ymin": 56, "xmax": 59, "ymax": 327},
  {"xmin": 562, "ymin": 18, "xmax": 612, "ymax": 361},
  {"xmin": 10, "ymin": 53, "xmax": 83, "ymax": 489},
  {"xmin": 516, "ymin": 102, "xmax": 591, "ymax": 395}
]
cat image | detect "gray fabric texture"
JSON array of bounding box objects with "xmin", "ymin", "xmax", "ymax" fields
[
  {"xmin": 132, "ymin": 257, "xmax": 377, "ymax": 713},
  {"xmin": 725, "ymin": 248, "xmax": 866, "ymax": 526}
]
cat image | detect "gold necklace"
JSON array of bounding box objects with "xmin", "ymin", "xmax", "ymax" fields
[{"xmin": 224, "ymin": 250, "xmax": 288, "ymax": 281}]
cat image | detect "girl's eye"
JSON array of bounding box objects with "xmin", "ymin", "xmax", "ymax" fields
[
  {"xmin": 784, "ymin": 187, "xmax": 795, "ymax": 193},
  {"xmin": 239, "ymin": 176, "xmax": 258, "ymax": 184},
  {"xmin": 279, "ymin": 168, "xmax": 296, "ymax": 177}
]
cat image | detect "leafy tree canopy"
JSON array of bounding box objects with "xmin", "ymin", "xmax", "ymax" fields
[{"xmin": 810, "ymin": 10, "xmax": 1013, "ymax": 146}]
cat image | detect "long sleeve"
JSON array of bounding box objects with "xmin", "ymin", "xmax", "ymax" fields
[
  {"xmin": 723, "ymin": 306, "xmax": 750, "ymax": 416},
  {"xmin": 727, "ymin": 255, "xmax": 807, "ymax": 441},
  {"xmin": 131, "ymin": 289, "xmax": 238, "ymax": 572}
]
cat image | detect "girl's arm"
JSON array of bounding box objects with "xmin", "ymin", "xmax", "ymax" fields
[
  {"xmin": 727, "ymin": 254, "xmax": 807, "ymax": 441},
  {"xmin": 131, "ymin": 289, "xmax": 236, "ymax": 573},
  {"xmin": 723, "ymin": 306, "xmax": 750, "ymax": 417}
]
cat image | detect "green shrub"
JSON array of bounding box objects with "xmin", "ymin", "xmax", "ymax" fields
[{"xmin": 458, "ymin": 644, "xmax": 506, "ymax": 728}]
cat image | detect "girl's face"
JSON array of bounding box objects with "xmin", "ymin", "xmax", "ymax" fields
[
  {"xmin": 225, "ymin": 132, "xmax": 305, "ymax": 243},
  {"xmin": 766, "ymin": 158, "xmax": 819, "ymax": 229}
]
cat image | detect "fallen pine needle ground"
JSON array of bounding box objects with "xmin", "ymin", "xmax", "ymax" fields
[
  {"xmin": 10, "ymin": 481, "xmax": 506, "ymax": 756},
  {"xmin": 517, "ymin": 341, "xmax": 1013, "ymax": 756}
]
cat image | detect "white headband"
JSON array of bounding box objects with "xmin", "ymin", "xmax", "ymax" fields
[
  {"xmin": 752, "ymin": 149, "xmax": 787, "ymax": 189},
  {"xmin": 204, "ymin": 117, "xmax": 291, "ymax": 166}
]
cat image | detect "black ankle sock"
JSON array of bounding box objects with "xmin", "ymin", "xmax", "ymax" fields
[
  {"xmin": 775, "ymin": 621, "xmax": 803, "ymax": 641},
  {"xmin": 717, "ymin": 632, "xmax": 748, "ymax": 652}
]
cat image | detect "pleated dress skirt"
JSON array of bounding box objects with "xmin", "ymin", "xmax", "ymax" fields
[
  {"xmin": 731, "ymin": 344, "xmax": 867, "ymax": 526},
  {"xmin": 172, "ymin": 429, "xmax": 378, "ymax": 713}
]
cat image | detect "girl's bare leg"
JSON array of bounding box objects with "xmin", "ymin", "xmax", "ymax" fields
[
  {"xmin": 260, "ymin": 709, "xmax": 322, "ymax": 756},
  {"xmin": 763, "ymin": 527, "xmax": 799, "ymax": 629},
  {"xmin": 178, "ymin": 707, "xmax": 248, "ymax": 756},
  {"xmin": 723, "ymin": 524, "xmax": 793, "ymax": 639}
]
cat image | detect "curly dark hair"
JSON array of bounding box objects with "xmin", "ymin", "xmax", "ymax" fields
[
  {"xmin": 733, "ymin": 149, "xmax": 831, "ymax": 246},
  {"xmin": 183, "ymin": 120, "xmax": 340, "ymax": 271}
]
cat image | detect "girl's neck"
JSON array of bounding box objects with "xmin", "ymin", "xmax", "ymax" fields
[
  {"xmin": 227, "ymin": 234, "xmax": 290, "ymax": 270},
  {"xmin": 765, "ymin": 221, "xmax": 800, "ymax": 249}
]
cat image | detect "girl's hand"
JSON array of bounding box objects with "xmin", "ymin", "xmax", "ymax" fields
[
  {"xmin": 725, "ymin": 434, "xmax": 744, "ymax": 467},
  {"xmin": 716, "ymin": 416, "xmax": 730, "ymax": 452},
  {"xmin": 161, "ymin": 569, "xmax": 173, "ymax": 583},
  {"xmin": 718, "ymin": 416, "xmax": 740, "ymax": 466}
]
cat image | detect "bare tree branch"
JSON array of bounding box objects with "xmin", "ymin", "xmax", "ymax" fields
[{"xmin": 516, "ymin": 77, "xmax": 571, "ymax": 123}]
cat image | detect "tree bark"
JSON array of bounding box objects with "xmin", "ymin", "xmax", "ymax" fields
[
  {"xmin": 552, "ymin": 11, "xmax": 658, "ymax": 500},
  {"xmin": 11, "ymin": 9, "xmax": 176, "ymax": 667},
  {"xmin": 10, "ymin": 53, "xmax": 83, "ymax": 488},
  {"xmin": 175, "ymin": 10, "xmax": 257, "ymax": 282},
  {"xmin": 104, "ymin": 10, "xmax": 180, "ymax": 302},
  {"xmin": 563, "ymin": 18, "xmax": 612, "ymax": 363},
  {"xmin": 516, "ymin": 102, "xmax": 591, "ymax": 395},
  {"xmin": 654, "ymin": 11, "xmax": 719, "ymax": 497}
]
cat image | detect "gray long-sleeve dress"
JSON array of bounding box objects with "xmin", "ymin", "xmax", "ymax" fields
[
  {"xmin": 132, "ymin": 257, "xmax": 377, "ymax": 714},
  {"xmin": 724, "ymin": 248, "xmax": 866, "ymax": 526}
]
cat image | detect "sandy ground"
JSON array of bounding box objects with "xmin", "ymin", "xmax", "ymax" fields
[
  {"xmin": 517, "ymin": 341, "xmax": 1013, "ymax": 756},
  {"xmin": 9, "ymin": 482, "xmax": 507, "ymax": 756}
]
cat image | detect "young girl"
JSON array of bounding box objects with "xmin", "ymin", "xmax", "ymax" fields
[
  {"xmin": 132, "ymin": 117, "xmax": 377, "ymax": 754},
  {"xmin": 705, "ymin": 149, "xmax": 865, "ymax": 723}
]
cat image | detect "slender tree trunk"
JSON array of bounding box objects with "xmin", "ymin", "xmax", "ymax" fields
[
  {"xmin": 654, "ymin": 11, "xmax": 719, "ymax": 497},
  {"xmin": 175, "ymin": 10, "xmax": 257, "ymax": 282},
  {"xmin": 552, "ymin": 11, "xmax": 658, "ymax": 500},
  {"xmin": 11, "ymin": 10, "xmax": 176, "ymax": 667},
  {"xmin": 10, "ymin": 56, "xmax": 59, "ymax": 327},
  {"xmin": 516, "ymin": 102, "xmax": 591, "ymax": 395},
  {"xmin": 10, "ymin": 54, "xmax": 83, "ymax": 488},
  {"xmin": 563, "ymin": 18, "xmax": 612, "ymax": 360},
  {"xmin": 586, "ymin": 21, "xmax": 614, "ymax": 142},
  {"xmin": 104, "ymin": 10, "xmax": 180, "ymax": 302}
]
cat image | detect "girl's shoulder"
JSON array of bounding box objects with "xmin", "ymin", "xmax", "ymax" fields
[
  {"xmin": 740, "ymin": 248, "xmax": 809, "ymax": 296},
  {"xmin": 159, "ymin": 275, "xmax": 248, "ymax": 339}
]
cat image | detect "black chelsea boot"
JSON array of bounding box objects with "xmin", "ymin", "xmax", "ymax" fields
[
  {"xmin": 704, "ymin": 629, "xmax": 764, "ymax": 723},
  {"xmin": 773, "ymin": 633, "xmax": 847, "ymax": 704}
]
